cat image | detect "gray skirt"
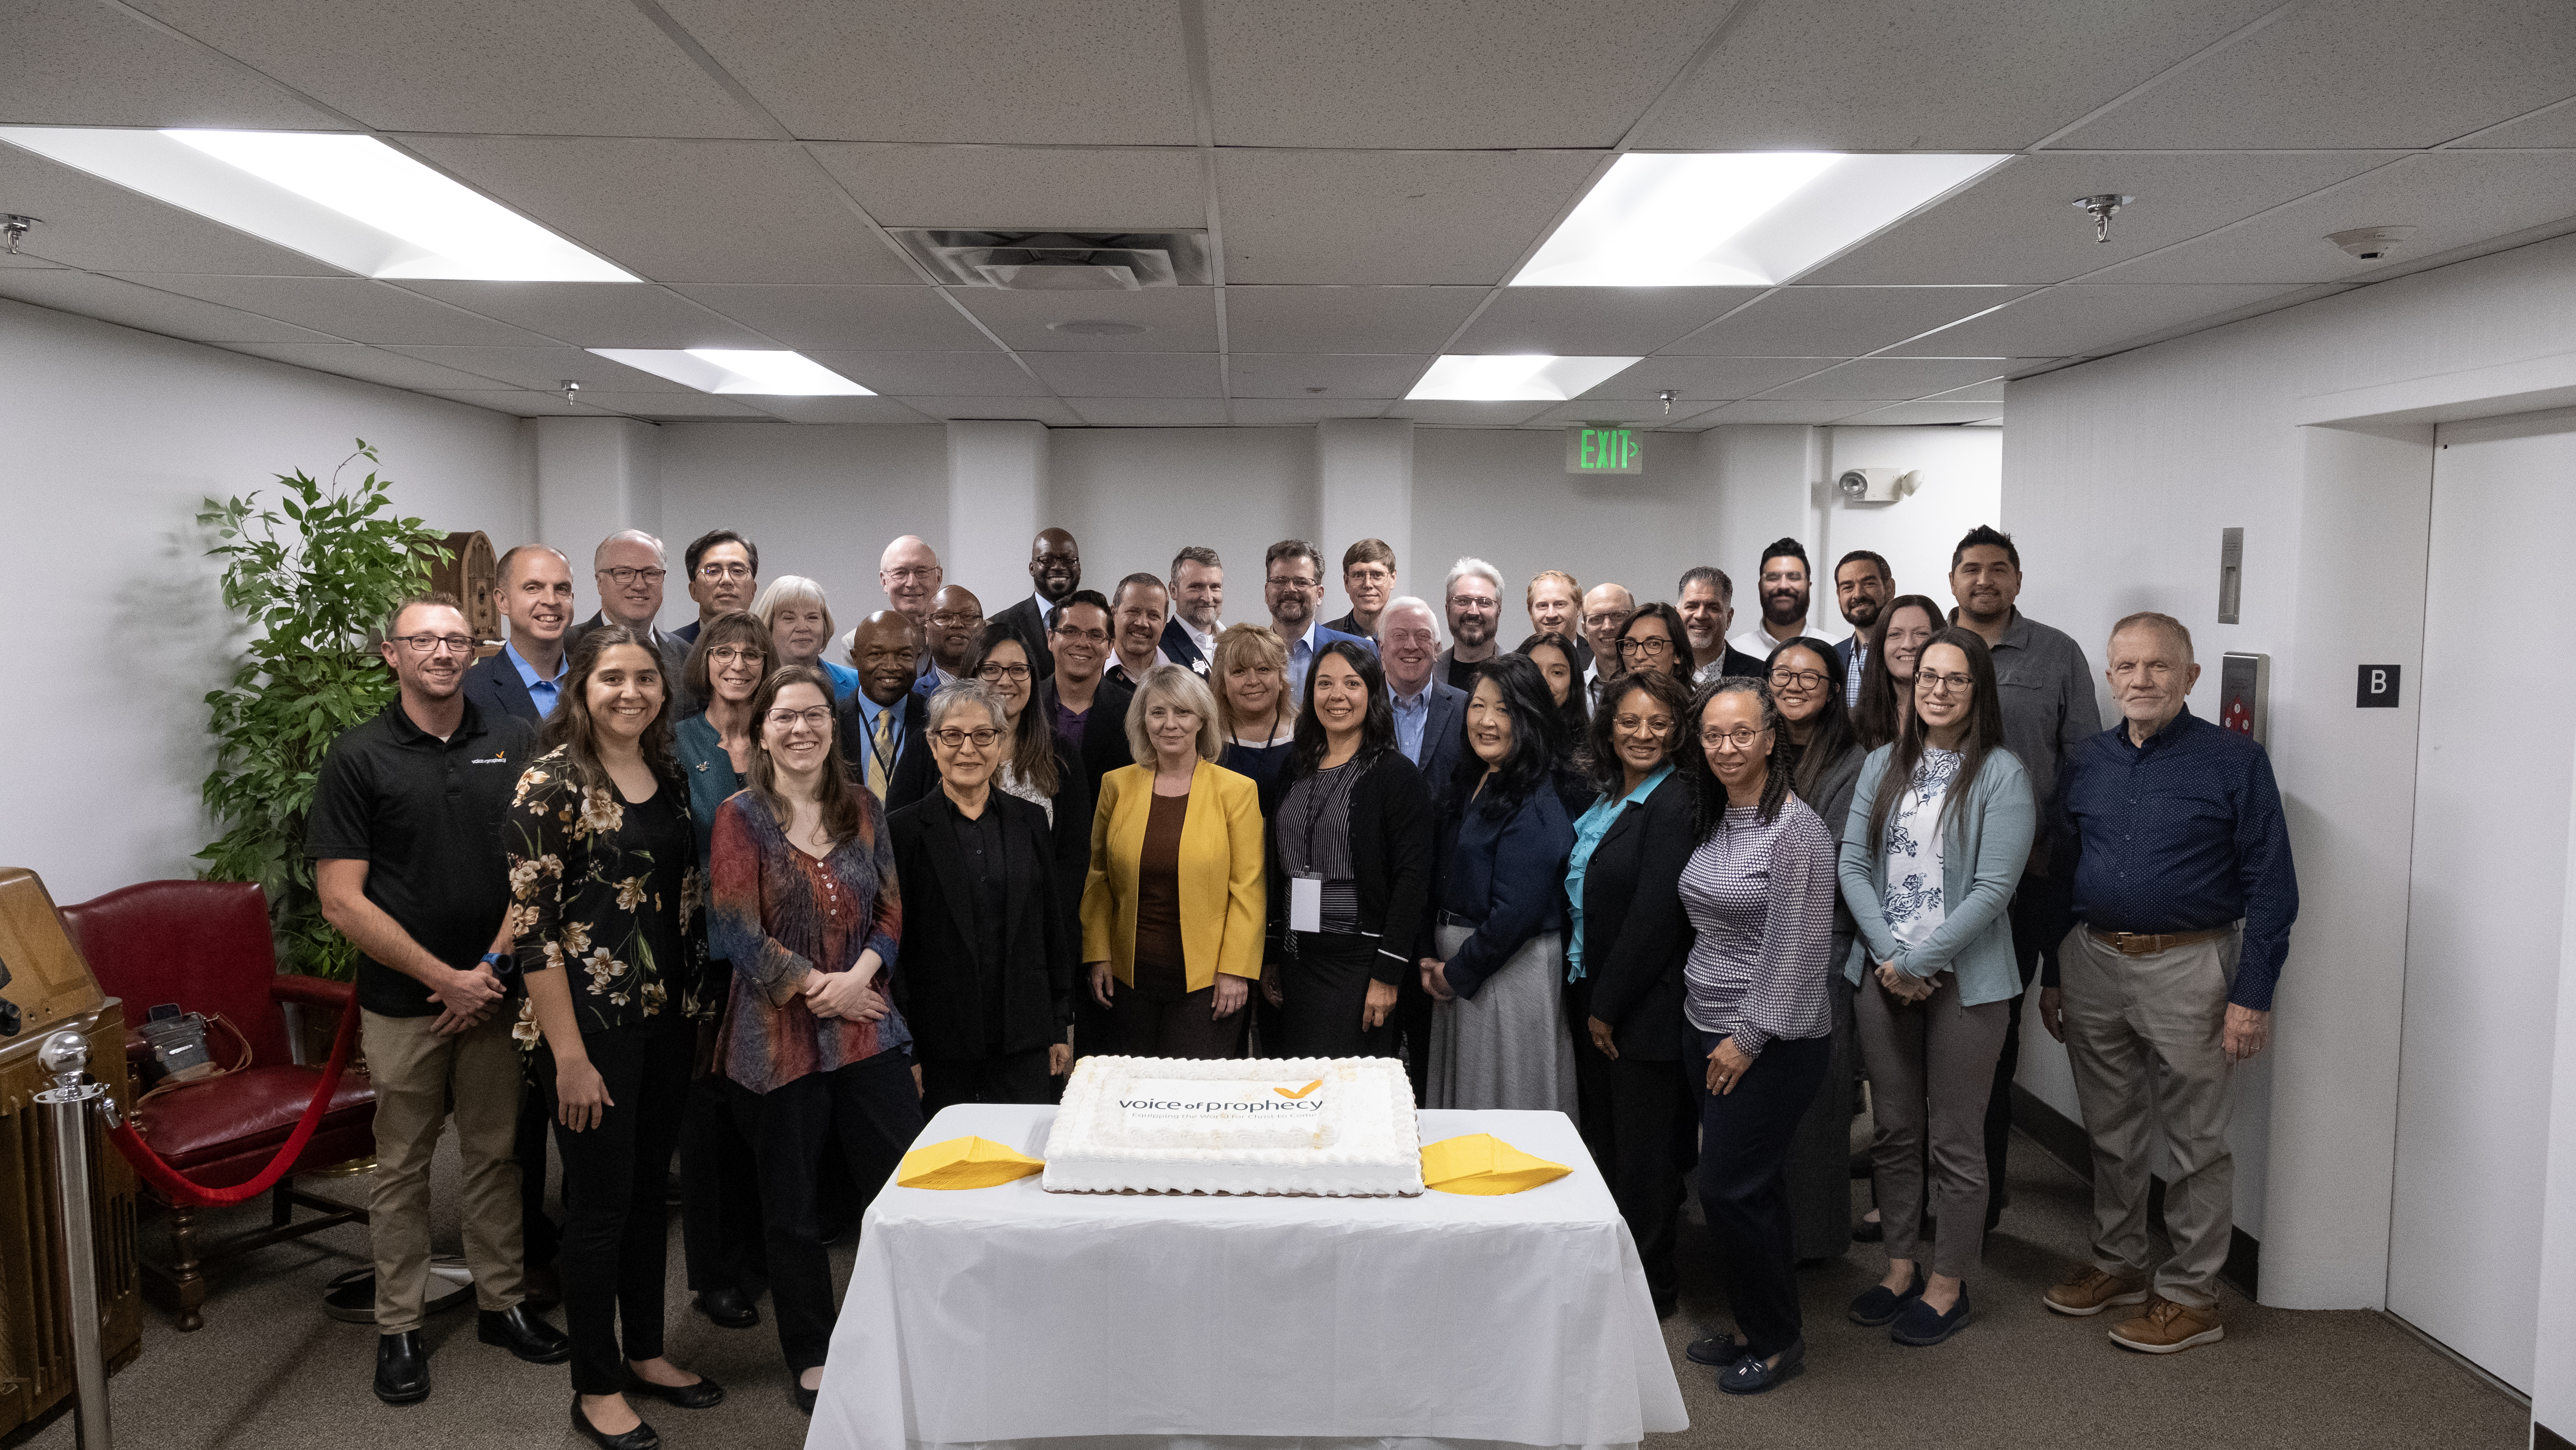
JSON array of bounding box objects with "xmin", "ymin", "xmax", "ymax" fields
[{"xmin": 1426, "ymin": 923, "xmax": 1579, "ymax": 1116}]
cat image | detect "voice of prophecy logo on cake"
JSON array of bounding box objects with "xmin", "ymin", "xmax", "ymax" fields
[{"xmin": 1119, "ymin": 1079, "xmax": 1327, "ymax": 1122}]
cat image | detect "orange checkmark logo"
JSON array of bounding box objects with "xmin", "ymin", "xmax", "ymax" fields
[{"xmin": 1275, "ymin": 1079, "xmax": 1322, "ymax": 1099}]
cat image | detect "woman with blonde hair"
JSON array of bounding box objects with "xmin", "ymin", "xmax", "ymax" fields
[
  {"xmin": 751, "ymin": 576, "xmax": 859, "ymax": 701},
  {"xmin": 1212, "ymin": 623, "xmax": 1297, "ymax": 815},
  {"xmin": 1081, "ymin": 663, "xmax": 1266, "ymax": 1057}
]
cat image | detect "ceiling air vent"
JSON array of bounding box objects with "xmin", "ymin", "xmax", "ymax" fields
[{"xmin": 889, "ymin": 230, "xmax": 1210, "ymax": 290}]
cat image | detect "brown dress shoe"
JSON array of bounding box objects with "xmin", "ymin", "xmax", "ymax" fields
[
  {"xmin": 2044, "ymin": 1265, "xmax": 2150, "ymax": 1316},
  {"xmin": 2110, "ymin": 1295, "xmax": 2225, "ymax": 1354}
]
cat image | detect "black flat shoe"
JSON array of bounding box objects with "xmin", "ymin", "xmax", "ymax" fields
[
  {"xmin": 1848, "ymin": 1269, "xmax": 1927, "ymax": 1327},
  {"xmin": 693, "ymin": 1287, "xmax": 759, "ymax": 1329},
  {"xmin": 373, "ymin": 1331, "xmax": 429, "ymax": 1406},
  {"xmin": 478, "ymin": 1303, "xmax": 573, "ymax": 1365},
  {"xmin": 1684, "ymin": 1333, "xmax": 1750, "ymax": 1367},
  {"xmin": 1717, "ymin": 1339, "xmax": 1805, "ymax": 1396},
  {"xmin": 1891, "ymin": 1285, "xmax": 1973, "ymax": 1347},
  {"xmin": 793, "ymin": 1385, "xmax": 820, "ymax": 1415},
  {"xmin": 1852, "ymin": 1217, "xmax": 1884, "ymax": 1243},
  {"xmin": 571, "ymin": 1394, "xmax": 659, "ymax": 1450},
  {"xmin": 625, "ymin": 1370, "xmax": 725, "ymax": 1410}
]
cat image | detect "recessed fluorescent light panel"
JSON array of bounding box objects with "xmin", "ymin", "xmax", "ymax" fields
[
  {"xmin": 590, "ymin": 349, "xmax": 874, "ymax": 396},
  {"xmin": 1513, "ymin": 152, "xmax": 2010, "ymax": 287},
  {"xmin": 0, "ymin": 127, "xmax": 636, "ymax": 282},
  {"xmin": 1406, "ymin": 355, "xmax": 1642, "ymax": 402}
]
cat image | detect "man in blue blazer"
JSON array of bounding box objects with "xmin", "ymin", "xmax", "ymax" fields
[
  {"xmin": 1263, "ymin": 538, "xmax": 1374, "ymax": 704},
  {"xmin": 462, "ymin": 545, "xmax": 575, "ymax": 728}
]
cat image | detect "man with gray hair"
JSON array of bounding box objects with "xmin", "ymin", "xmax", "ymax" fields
[
  {"xmin": 1436, "ymin": 557, "xmax": 1503, "ymax": 694},
  {"xmin": 1162, "ymin": 545, "xmax": 1225, "ymax": 673},
  {"xmin": 567, "ymin": 528, "xmax": 696, "ymax": 717},
  {"xmin": 1378, "ymin": 596, "xmax": 1468, "ymax": 801}
]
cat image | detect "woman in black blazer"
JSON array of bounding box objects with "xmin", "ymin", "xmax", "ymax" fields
[
  {"xmin": 886, "ymin": 680, "xmax": 1075, "ymax": 1113},
  {"xmin": 1563, "ymin": 668, "xmax": 1699, "ymax": 1317}
]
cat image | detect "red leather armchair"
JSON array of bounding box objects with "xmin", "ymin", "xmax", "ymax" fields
[{"xmin": 61, "ymin": 881, "xmax": 375, "ymax": 1332}]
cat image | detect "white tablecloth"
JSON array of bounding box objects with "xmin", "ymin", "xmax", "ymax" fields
[{"xmin": 807, "ymin": 1106, "xmax": 1687, "ymax": 1450}]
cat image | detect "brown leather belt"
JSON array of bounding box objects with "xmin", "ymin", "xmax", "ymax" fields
[{"xmin": 2088, "ymin": 926, "xmax": 2232, "ymax": 956}]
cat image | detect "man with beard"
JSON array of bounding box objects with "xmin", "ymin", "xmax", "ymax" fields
[
  {"xmin": 1676, "ymin": 566, "xmax": 1764, "ymax": 684},
  {"xmin": 1326, "ymin": 538, "xmax": 1397, "ymax": 641},
  {"xmin": 991, "ymin": 528, "xmax": 1083, "ymax": 681},
  {"xmin": 838, "ymin": 611, "xmax": 930, "ymax": 803},
  {"xmin": 1161, "ymin": 545, "xmax": 1224, "ymax": 673},
  {"xmin": 1265, "ymin": 538, "xmax": 1373, "ymax": 704},
  {"xmin": 1728, "ymin": 537, "xmax": 1831, "ymax": 660},
  {"xmin": 1832, "ymin": 550, "xmax": 1893, "ymax": 706},
  {"xmin": 1105, "ymin": 573, "xmax": 1171, "ymax": 689},
  {"xmin": 1433, "ymin": 558, "xmax": 1502, "ymax": 694},
  {"xmin": 673, "ymin": 529, "xmax": 757, "ymax": 646},
  {"xmin": 913, "ymin": 585, "xmax": 985, "ymax": 700},
  {"xmin": 1577, "ymin": 582, "xmax": 1634, "ymax": 706}
]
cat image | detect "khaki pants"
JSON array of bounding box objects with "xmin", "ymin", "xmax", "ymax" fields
[
  {"xmin": 2058, "ymin": 925, "xmax": 2239, "ymax": 1309},
  {"xmin": 362, "ymin": 1009, "xmax": 528, "ymax": 1332}
]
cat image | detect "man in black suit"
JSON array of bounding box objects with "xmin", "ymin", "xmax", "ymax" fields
[
  {"xmin": 988, "ymin": 528, "xmax": 1083, "ymax": 681},
  {"xmin": 1033, "ymin": 591, "xmax": 1134, "ymax": 803},
  {"xmin": 1159, "ymin": 545, "xmax": 1225, "ymax": 675},
  {"xmin": 1376, "ymin": 595, "xmax": 1467, "ymax": 1098},
  {"xmin": 564, "ymin": 529, "xmax": 698, "ymax": 718},
  {"xmin": 672, "ymin": 528, "xmax": 757, "ymax": 647},
  {"xmin": 836, "ymin": 611, "xmax": 928, "ymax": 804},
  {"xmin": 1323, "ymin": 538, "xmax": 1397, "ymax": 642},
  {"xmin": 1830, "ymin": 550, "xmax": 1893, "ymax": 707},
  {"xmin": 1678, "ymin": 566, "xmax": 1765, "ymax": 684},
  {"xmin": 462, "ymin": 545, "xmax": 575, "ymax": 727}
]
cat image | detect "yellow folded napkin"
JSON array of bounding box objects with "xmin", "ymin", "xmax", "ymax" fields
[
  {"xmin": 1419, "ymin": 1133, "xmax": 1573, "ymax": 1195},
  {"xmin": 896, "ymin": 1136, "xmax": 1046, "ymax": 1190}
]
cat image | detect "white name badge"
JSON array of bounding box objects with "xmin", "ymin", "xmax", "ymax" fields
[{"xmin": 1289, "ymin": 875, "xmax": 1323, "ymax": 933}]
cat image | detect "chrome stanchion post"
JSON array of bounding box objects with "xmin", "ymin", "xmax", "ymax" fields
[{"xmin": 35, "ymin": 1031, "xmax": 114, "ymax": 1450}]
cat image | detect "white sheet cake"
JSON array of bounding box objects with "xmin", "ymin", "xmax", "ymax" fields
[{"xmin": 1041, "ymin": 1055, "xmax": 1424, "ymax": 1196}]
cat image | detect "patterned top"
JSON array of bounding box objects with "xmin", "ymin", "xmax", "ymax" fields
[
  {"xmin": 1882, "ymin": 748, "xmax": 1958, "ymax": 951},
  {"xmin": 504, "ymin": 746, "xmax": 711, "ymax": 1047},
  {"xmin": 708, "ymin": 788, "xmax": 913, "ymax": 1094},
  {"xmin": 1676, "ymin": 798, "xmax": 1837, "ymax": 1057}
]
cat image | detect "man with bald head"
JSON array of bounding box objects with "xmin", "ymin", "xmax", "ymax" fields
[
  {"xmin": 879, "ymin": 535, "xmax": 943, "ymax": 628},
  {"xmin": 913, "ymin": 585, "xmax": 985, "ymax": 702},
  {"xmin": 989, "ymin": 528, "xmax": 1082, "ymax": 682},
  {"xmin": 836, "ymin": 611, "xmax": 927, "ymax": 803},
  {"xmin": 566, "ymin": 528, "xmax": 697, "ymax": 717},
  {"xmin": 1578, "ymin": 582, "xmax": 1636, "ymax": 708}
]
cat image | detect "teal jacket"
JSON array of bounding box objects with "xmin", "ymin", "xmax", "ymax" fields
[{"xmin": 1837, "ymin": 745, "xmax": 2035, "ymax": 1008}]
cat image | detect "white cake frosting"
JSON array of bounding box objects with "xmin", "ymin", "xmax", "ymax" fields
[{"xmin": 1042, "ymin": 1055, "xmax": 1423, "ymax": 1196}]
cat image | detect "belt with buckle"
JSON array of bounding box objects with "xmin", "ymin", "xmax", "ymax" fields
[
  {"xmin": 1437, "ymin": 910, "xmax": 1484, "ymax": 931},
  {"xmin": 2087, "ymin": 925, "xmax": 2231, "ymax": 956}
]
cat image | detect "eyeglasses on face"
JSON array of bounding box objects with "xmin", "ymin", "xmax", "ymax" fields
[
  {"xmin": 931, "ymin": 610, "xmax": 984, "ymax": 628},
  {"xmin": 977, "ymin": 662, "xmax": 1033, "ymax": 681},
  {"xmin": 764, "ymin": 707, "xmax": 835, "ymax": 732},
  {"xmin": 1055, "ymin": 627, "xmax": 1110, "ymax": 646},
  {"xmin": 388, "ymin": 633, "xmax": 476, "ymax": 655},
  {"xmin": 708, "ymin": 645, "xmax": 766, "ymax": 666},
  {"xmin": 1768, "ymin": 668, "xmax": 1830, "ymax": 690},
  {"xmin": 1917, "ymin": 671, "xmax": 1976, "ymax": 694},
  {"xmin": 696, "ymin": 562, "xmax": 753, "ymax": 580},
  {"xmin": 601, "ymin": 566, "xmax": 666, "ymax": 585},
  {"xmin": 930, "ymin": 728, "xmax": 1002, "ymax": 749},
  {"xmin": 1700, "ymin": 726, "xmax": 1765, "ymax": 751},
  {"xmin": 882, "ymin": 566, "xmax": 937, "ymax": 585},
  {"xmin": 1616, "ymin": 636, "xmax": 1672, "ymax": 657},
  {"xmin": 1266, "ymin": 575, "xmax": 1319, "ymax": 592},
  {"xmin": 1611, "ymin": 713, "xmax": 1675, "ymax": 734}
]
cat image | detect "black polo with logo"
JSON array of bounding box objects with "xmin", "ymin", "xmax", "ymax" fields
[{"xmin": 305, "ymin": 697, "xmax": 540, "ymax": 1017}]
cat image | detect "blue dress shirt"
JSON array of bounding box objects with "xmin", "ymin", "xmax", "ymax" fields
[
  {"xmin": 504, "ymin": 641, "xmax": 566, "ymax": 719},
  {"xmin": 1390, "ymin": 681, "xmax": 1432, "ymax": 764}
]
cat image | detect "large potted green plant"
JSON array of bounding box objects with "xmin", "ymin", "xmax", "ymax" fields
[{"xmin": 195, "ymin": 441, "xmax": 450, "ymax": 978}]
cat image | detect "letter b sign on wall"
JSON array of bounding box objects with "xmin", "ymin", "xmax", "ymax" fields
[{"xmin": 2356, "ymin": 664, "xmax": 2401, "ymax": 708}]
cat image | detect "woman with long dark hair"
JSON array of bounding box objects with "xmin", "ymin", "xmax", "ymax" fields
[
  {"xmin": 1418, "ymin": 655, "xmax": 1577, "ymax": 1111},
  {"xmin": 1514, "ymin": 631, "xmax": 1594, "ymax": 819},
  {"xmin": 507, "ymin": 624, "xmax": 723, "ymax": 1447},
  {"xmin": 1672, "ymin": 675, "xmax": 1838, "ymax": 1395},
  {"xmin": 1851, "ymin": 594, "xmax": 1941, "ymax": 750},
  {"xmin": 1838, "ymin": 627, "xmax": 2032, "ymax": 1350},
  {"xmin": 1613, "ymin": 602, "xmax": 1695, "ymax": 682},
  {"xmin": 1264, "ymin": 640, "xmax": 1434, "ymax": 1058}
]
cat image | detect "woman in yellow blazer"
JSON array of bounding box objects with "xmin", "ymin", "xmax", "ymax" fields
[{"xmin": 1081, "ymin": 664, "xmax": 1267, "ymax": 1057}]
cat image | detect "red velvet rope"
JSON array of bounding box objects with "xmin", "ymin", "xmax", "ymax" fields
[{"xmin": 106, "ymin": 998, "xmax": 362, "ymax": 1208}]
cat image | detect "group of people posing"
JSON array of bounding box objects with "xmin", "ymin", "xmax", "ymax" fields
[{"xmin": 307, "ymin": 514, "xmax": 2297, "ymax": 1444}]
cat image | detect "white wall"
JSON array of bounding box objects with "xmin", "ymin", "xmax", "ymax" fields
[
  {"xmin": 1049, "ymin": 426, "xmax": 1316, "ymax": 617},
  {"xmin": 1819, "ymin": 426, "xmax": 2003, "ymax": 618},
  {"xmin": 0, "ymin": 297, "xmax": 531, "ymax": 904},
  {"xmin": 658, "ymin": 421, "xmax": 946, "ymax": 629}
]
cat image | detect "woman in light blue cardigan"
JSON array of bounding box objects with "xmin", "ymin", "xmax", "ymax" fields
[{"xmin": 1835, "ymin": 627, "xmax": 2033, "ymax": 1350}]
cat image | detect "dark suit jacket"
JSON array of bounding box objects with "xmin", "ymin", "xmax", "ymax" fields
[
  {"xmin": 1263, "ymin": 749, "xmax": 1435, "ymax": 983},
  {"xmin": 1158, "ymin": 617, "xmax": 1212, "ymax": 673},
  {"xmin": 564, "ymin": 611, "xmax": 700, "ymax": 718},
  {"xmin": 1711, "ymin": 644, "xmax": 1767, "ymax": 680},
  {"xmin": 1833, "ymin": 635, "xmax": 1868, "ymax": 704},
  {"xmin": 834, "ymin": 689, "xmax": 928, "ymax": 795},
  {"xmin": 1400, "ymin": 678, "xmax": 1471, "ymax": 809},
  {"xmin": 1578, "ymin": 770, "xmax": 1698, "ymax": 1062},
  {"xmin": 991, "ymin": 595, "xmax": 1056, "ymax": 680},
  {"xmin": 1323, "ymin": 610, "xmax": 1376, "ymax": 642},
  {"xmin": 1035, "ymin": 675, "xmax": 1135, "ymax": 803},
  {"xmin": 887, "ymin": 732, "xmax": 1092, "ymax": 938},
  {"xmin": 886, "ymin": 791, "xmax": 1074, "ymax": 1058},
  {"xmin": 463, "ymin": 646, "xmax": 546, "ymax": 727}
]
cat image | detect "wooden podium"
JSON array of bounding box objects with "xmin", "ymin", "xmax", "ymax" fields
[{"xmin": 0, "ymin": 868, "xmax": 142, "ymax": 1438}]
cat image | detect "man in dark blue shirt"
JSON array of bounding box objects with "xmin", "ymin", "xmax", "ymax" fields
[{"xmin": 2037, "ymin": 611, "xmax": 2297, "ymax": 1356}]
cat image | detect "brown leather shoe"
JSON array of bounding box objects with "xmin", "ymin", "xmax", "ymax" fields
[
  {"xmin": 2043, "ymin": 1265, "xmax": 2150, "ymax": 1317},
  {"xmin": 2110, "ymin": 1295, "xmax": 2225, "ymax": 1354}
]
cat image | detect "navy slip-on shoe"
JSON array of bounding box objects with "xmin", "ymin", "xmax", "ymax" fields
[
  {"xmin": 1847, "ymin": 1269, "xmax": 1928, "ymax": 1327},
  {"xmin": 1890, "ymin": 1286, "xmax": 1973, "ymax": 1347},
  {"xmin": 1717, "ymin": 1339, "xmax": 1805, "ymax": 1396}
]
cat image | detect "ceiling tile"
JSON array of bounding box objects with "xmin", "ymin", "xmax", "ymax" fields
[
  {"xmin": 1215, "ymin": 150, "xmax": 1602, "ymax": 284},
  {"xmin": 1449, "ymin": 287, "xmax": 1766, "ymax": 354},
  {"xmin": 1662, "ymin": 287, "xmax": 2035, "ymax": 356},
  {"xmin": 1527, "ymin": 400, "xmax": 1728, "ymax": 427},
  {"xmin": 809, "ymin": 145, "xmax": 1206, "ymax": 230},
  {"xmin": 732, "ymin": 396, "xmax": 937, "ymax": 424},
  {"xmin": 657, "ymin": 0, "xmax": 1196, "ymax": 144},
  {"xmin": 2458, "ymin": 97, "xmax": 2576, "ymax": 148},
  {"xmin": 400, "ymin": 137, "xmax": 918, "ymax": 284},
  {"xmin": 0, "ymin": 0, "xmax": 350, "ymax": 129},
  {"xmin": 392, "ymin": 282, "xmax": 777, "ymax": 348},
  {"xmin": 1203, "ymin": 0, "xmax": 1727, "ymax": 148},
  {"xmin": 379, "ymin": 345, "xmax": 703, "ymax": 393},
  {"xmin": 116, "ymin": 275, "xmax": 547, "ymax": 345},
  {"xmin": 1023, "ymin": 352, "xmax": 1223, "ymax": 398},
  {"xmin": 2088, "ymin": 152, "xmax": 2576, "ymax": 285},
  {"xmin": 214, "ymin": 342, "xmax": 527, "ymax": 391},
  {"xmin": 670, "ymin": 284, "xmax": 995, "ymax": 351},
  {"xmin": 1385, "ymin": 400, "xmax": 1556, "ymax": 426},
  {"xmin": 1883, "ymin": 284, "xmax": 2297, "ymax": 357},
  {"xmin": 557, "ymin": 390, "xmax": 771, "ymax": 419},
  {"xmin": 0, "ymin": 144, "xmax": 348, "ymax": 275},
  {"xmin": 1229, "ymin": 398, "xmax": 1398, "ymax": 425},
  {"xmin": 944, "ymin": 287, "xmax": 1218, "ymax": 352},
  {"xmin": 130, "ymin": 0, "xmax": 764, "ymax": 136},
  {"xmin": 1575, "ymin": 356, "xmax": 1835, "ymax": 401},
  {"xmin": 802, "ymin": 351, "xmax": 1038, "ymax": 396},
  {"xmin": 1801, "ymin": 152, "xmax": 2397, "ymax": 286},
  {"xmin": 1837, "ymin": 400, "xmax": 2008, "ymax": 425},
  {"xmin": 414, "ymin": 388, "xmax": 597, "ymax": 417},
  {"xmin": 1226, "ymin": 354, "xmax": 1430, "ymax": 398},
  {"xmin": 1693, "ymin": 400, "xmax": 1900, "ymax": 425},
  {"xmin": 1222, "ymin": 286, "xmax": 1485, "ymax": 353},
  {"xmin": 0, "ymin": 269, "xmax": 339, "ymax": 343},
  {"xmin": 1927, "ymin": 379, "xmax": 2008, "ymax": 401},
  {"xmin": 2056, "ymin": 0, "xmax": 2576, "ymax": 150},
  {"xmin": 898, "ymin": 396, "xmax": 1088, "ymax": 426},
  {"xmin": 1068, "ymin": 398, "xmax": 1235, "ymax": 427},
  {"xmin": 1754, "ymin": 358, "xmax": 2011, "ymax": 401},
  {"xmin": 1636, "ymin": 0, "xmax": 2280, "ymax": 149}
]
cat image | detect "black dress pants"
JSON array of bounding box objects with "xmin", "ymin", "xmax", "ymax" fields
[
  {"xmin": 730, "ymin": 1050, "xmax": 924, "ymax": 1374},
  {"xmin": 1279, "ymin": 932, "xmax": 1397, "ymax": 1059},
  {"xmin": 920, "ymin": 1047, "xmax": 1055, "ymax": 1115},
  {"xmin": 1110, "ymin": 981, "xmax": 1247, "ymax": 1058},
  {"xmin": 1695, "ymin": 1030, "xmax": 1830, "ymax": 1360},
  {"xmin": 1564, "ymin": 976, "xmax": 1695, "ymax": 1303},
  {"xmin": 515, "ymin": 1082, "xmax": 559, "ymax": 1269},
  {"xmin": 1984, "ymin": 875, "xmax": 2064, "ymax": 1224},
  {"xmin": 678, "ymin": 1065, "xmax": 765, "ymax": 1293},
  {"xmin": 539, "ymin": 1015, "xmax": 692, "ymax": 1395}
]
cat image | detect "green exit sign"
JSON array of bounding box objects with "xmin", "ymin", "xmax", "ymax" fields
[{"xmin": 1566, "ymin": 425, "xmax": 1642, "ymax": 475}]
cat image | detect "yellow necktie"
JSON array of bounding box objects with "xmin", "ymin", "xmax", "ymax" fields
[{"xmin": 868, "ymin": 706, "xmax": 896, "ymax": 800}]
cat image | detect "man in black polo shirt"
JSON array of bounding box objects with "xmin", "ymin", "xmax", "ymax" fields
[{"xmin": 309, "ymin": 593, "xmax": 569, "ymax": 1405}]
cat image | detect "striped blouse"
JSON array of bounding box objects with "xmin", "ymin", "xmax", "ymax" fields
[
  {"xmin": 1676, "ymin": 798, "xmax": 1837, "ymax": 1057},
  {"xmin": 709, "ymin": 788, "xmax": 912, "ymax": 1094}
]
